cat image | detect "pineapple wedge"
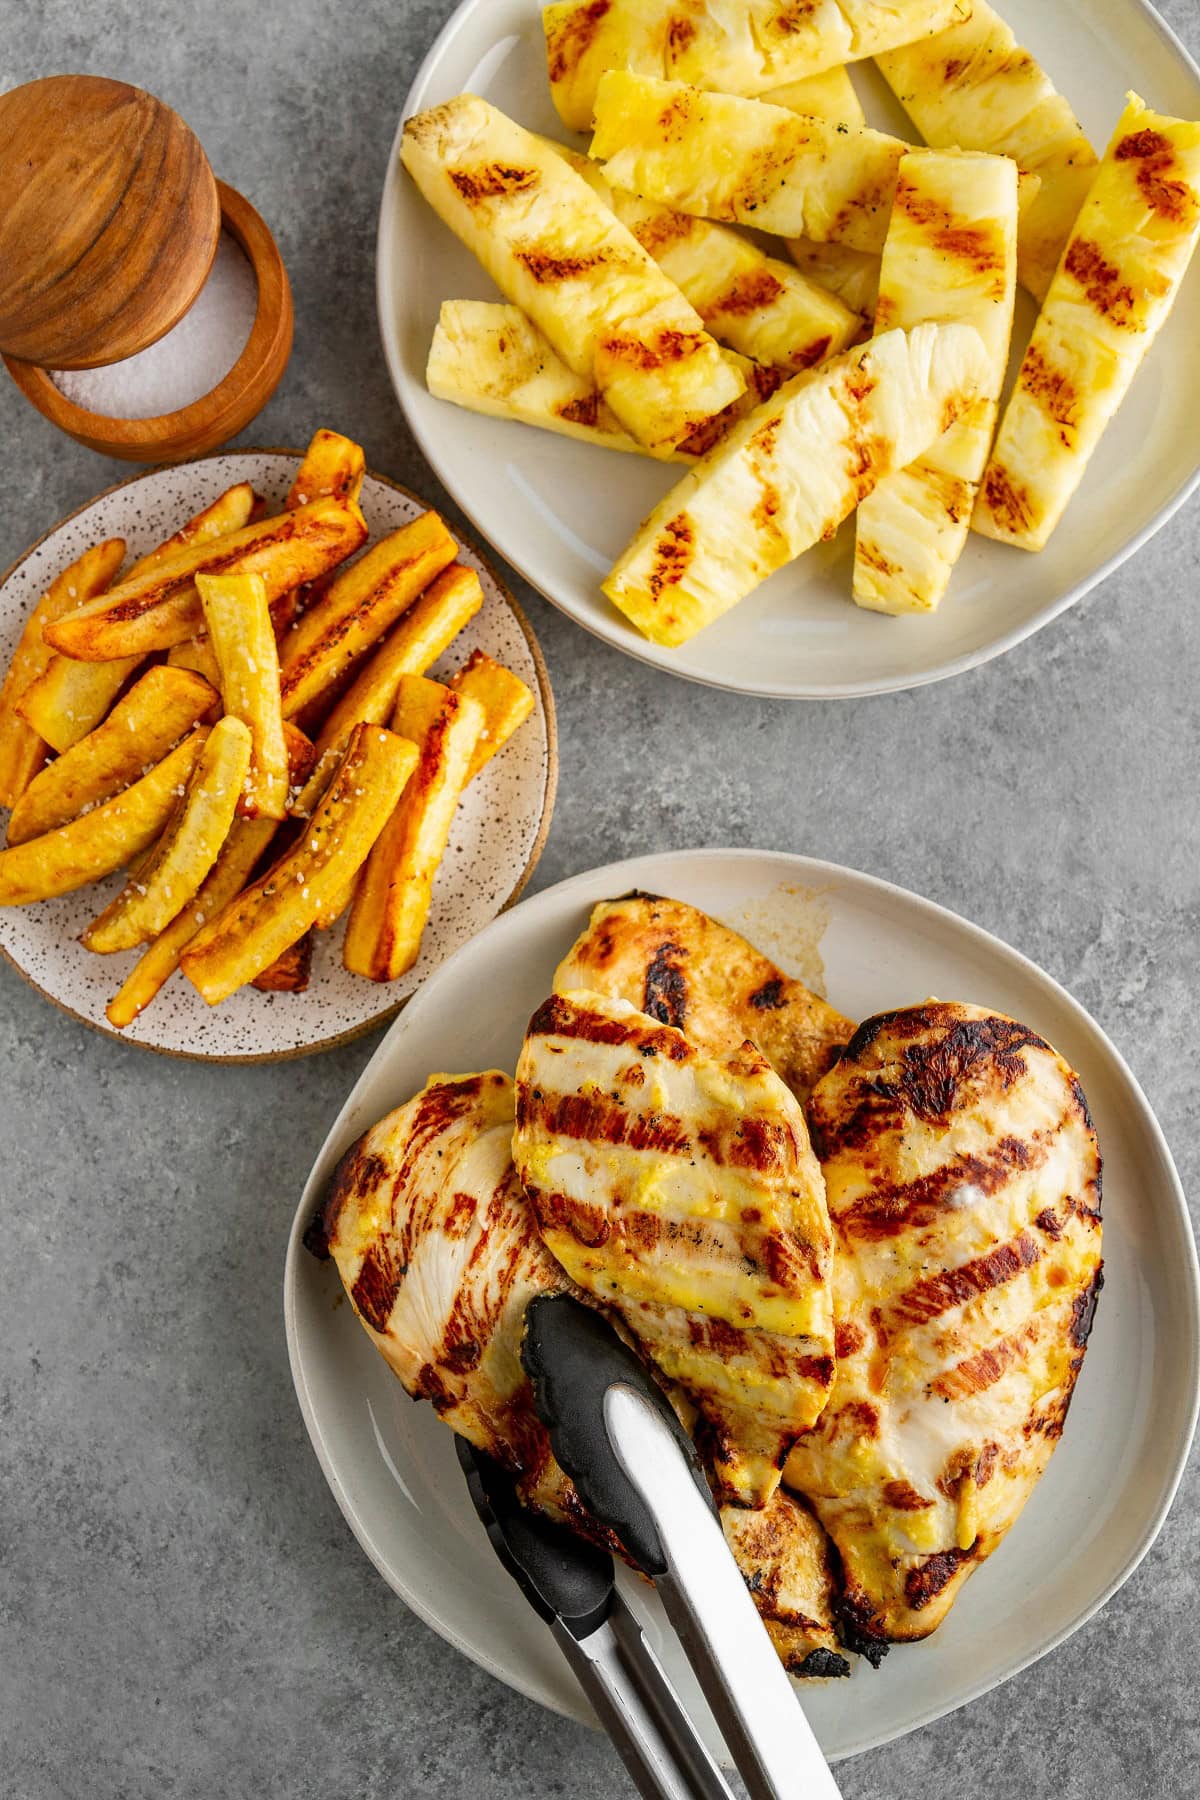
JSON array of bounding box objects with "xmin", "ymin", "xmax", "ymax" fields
[
  {"xmin": 775, "ymin": 67, "xmax": 877, "ymax": 319},
  {"xmin": 544, "ymin": 0, "xmax": 970, "ymax": 132},
  {"xmin": 400, "ymin": 94, "xmax": 742, "ymax": 454},
  {"xmin": 609, "ymin": 194, "xmax": 860, "ymax": 372},
  {"xmin": 854, "ymin": 150, "xmax": 1019, "ymax": 615},
  {"xmin": 762, "ymin": 65, "xmax": 866, "ymax": 126},
  {"xmin": 876, "ymin": 0, "xmax": 1097, "ymax": 299},
  {"xmin": 542, "ymin": 138, "xmax": 859, "ymax": 373},
  {"xmin": 427, "ymin": 299, "xmax": 782, "ymax": 461},
  {"xmin": 786, "ymin": 238, "xmax": 881, "ymax": 324},
  {"xmin": 591, "ymin": 73, "xmax": 906, "ymax": 254},
  {"xmin": 604, "ymin": 320, "xmax": 991, "ymax": 647},
  {"xmin": 975, "ymin": 94, "xmax": 1200, "ymax": 552}
]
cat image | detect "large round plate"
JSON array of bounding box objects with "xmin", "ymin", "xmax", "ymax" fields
[
  {"xmin": 380, "ymin": 0, "xmax": 1200, "ymax": 698},
  {"xmin": 0, "ymin": 451, "xmax": 556, "ymax": 1060},
  {"xmin": 285, "ymin": 847, "xmax": 1199, "ymax": 1763}
]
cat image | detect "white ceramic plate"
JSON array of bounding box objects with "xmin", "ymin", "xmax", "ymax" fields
[
  {"xmin": 285, "ymin": 847, "xmax": 1199, "ymax": 1763},
  {"xmin": 0, "ymin": 451, "xmax": 556, "ymax": 1061},
  {"xmin": 379, "ymin": 0, "xmax": 1200, "ymax": 698}
]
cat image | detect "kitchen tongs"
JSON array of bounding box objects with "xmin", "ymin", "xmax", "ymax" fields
[{"xmin": 457, "ymin": 1293, "xmax": 843, "ymax": 1800}]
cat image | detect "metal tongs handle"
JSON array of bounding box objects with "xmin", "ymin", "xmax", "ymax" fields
[
  {"xmin": 455, "ymin": 1435, "xmax": 732, "ymax": 1800},
  {"xmin": 555, "ymin": 1598, "xmax": 735, "ymax": 1800},
  {"xmin": 605, "ymin": 1387, "xmax": 842, "ymax": 1800},
  {"xmin": 521, "ymin": 1296, "xmax": 844, "ymax": 1800}
]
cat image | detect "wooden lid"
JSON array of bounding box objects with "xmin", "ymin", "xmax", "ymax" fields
[{"xmin": 0, "ymin": 74, "xmax": 220, "ymax": 369}]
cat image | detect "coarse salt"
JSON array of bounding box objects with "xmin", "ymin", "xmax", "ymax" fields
[{"xmin": 50, "ymin": 233, "xmax": 258, "ymax": 420}]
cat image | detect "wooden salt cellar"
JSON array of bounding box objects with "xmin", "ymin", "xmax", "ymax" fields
[{"xmin": 0, "ymin": 74, "xmax": 293, "ymax": 462}]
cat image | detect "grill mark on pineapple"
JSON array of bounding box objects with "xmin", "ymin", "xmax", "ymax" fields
[
  {"xmin": 752, "ymin": 481, "xmax": 786, "ymax": 542},
  {"xmin": 545, "ymin": 0, "xmax": 613, "ymax": 83},
  {"xmin": 855, "ymin": 539, "xmax": 898, "ymax": 578},
  {"xmin": 665, "ymin": 11, "xmax": 698, "ymax": 58},
  {"xmin": 932, "ymin": 1319, "xmax": 1041, "ymax": 1400},
  {"xmin": 627, "ymin": 207, "xmax": 696, "ymax": 256},
  {"xmin": 980, "ymin": 461, "xmax": 1037, "ymax": 535},
  {"xmin": 885, "ymin": 1230, "xmax": 1041, "ymax": 1329},
  {"xmin": 714, "ymin": 267, "xmax": 786, "ymax": 317},
  {"xmin": 841, "ymin": 360, "xmax": 885, "ymax": 503},
  {"xmin": 1115, "ymin": 128, "xmax": 1198, "ymax": 224},
  {"xmin": 675, "ymin": 396, "xmax": 740, "ymax": 457},
  {"xmin": 517, "ymin": 247, "xmax": 613, "ymax": 284},
  {"xmin": 448, "ymin": 163, "xmax": 539, "ymax": 203},
  {"xmin": 648, "ymin": 513, "xmax": 695, "ymax": 602},
  {"xmin": 1063, "ymin": 238, "xmax": 1139, "ymax": 328},
  {"xmin": 601, "ymin": 326, "xmax": 711, "ymax": 370},
  {"xmin": 894, "ymin": 180, "xmax": 1005, "ymax": 274},
  {"xmin": 793, "ymin": 333, "xmax": 833, "ymax": 370},
  {"xmin": 834, "ymin": 1137, "xmax": 1042, "ymax": 1241},
  {"xmin": 657, "ymin": 91, "xmax": 700, "ymax": 141},
  {"xmin": 556, "ymin": 393, "xmax": 601, "ymax": 427},
  {"xmin": 771, "ymin": 1, "xmax": 821, "ymax": 35}
]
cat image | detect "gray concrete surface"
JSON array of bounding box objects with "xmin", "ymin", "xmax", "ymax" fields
[{"xmin": 2, "ymin": 3, "xmax": 1198, "ymax": 1796}]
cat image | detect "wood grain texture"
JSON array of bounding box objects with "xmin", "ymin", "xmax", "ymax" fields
[
  {"xmin": 0, "ymin": 73, "xmax": 220, "ymax": 367},
  {"xmin": 2, "ymin": 182, "xmax": 294, "ymax": 462}
]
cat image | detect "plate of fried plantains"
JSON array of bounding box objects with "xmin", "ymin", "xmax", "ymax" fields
[{"xmin": 0, "ymin": 432, "xmax": 555, "ymax": 1059}]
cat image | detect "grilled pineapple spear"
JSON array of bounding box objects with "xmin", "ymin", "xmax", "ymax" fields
[
  {"xmin": 427, "ymin": 300, "xmax": 782, "ymax": 460},
  {"xmin": 763, "ymin": 64, "xmax": 865, "ymax": 123},
  {"xmin": 400, "ymin": 94, "xmax": 742, "ymax": 455},
  {"xmin": 773, "ymin": 66, "xmax": 881, "ymax": 321},
  {"xmin": 975, "ymin": 94, "xmax": 1200, "ymax": 552},
  {"xmin": 875, "ymin": 0, "xmax": 1098, "ymax": 299},
  {"xmin": 604, "ymin": 320, "xmax": 991, "ymax": 647},
  {"xmin": 591, "ymin": 72, "xmax": 906, "ymax": 254},
  {"xmin": 853, "ymin": 149, "xmax": 1019, "ymax": 616},
  {"xmin": 611, "ymin": 193, "xmax": 861, "ymax": 373},
  {"xmin": 543, "ymin": 139, "xmax": 861, "ymax": 376},
  {"xmin": 544, "ymin": 0, "xmax": 970, "ymax": 133}
]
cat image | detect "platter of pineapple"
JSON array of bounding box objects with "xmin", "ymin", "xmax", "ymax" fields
[{"xmin": 379, "ymin": 0, "xmax": 1200, "ymax": 697}]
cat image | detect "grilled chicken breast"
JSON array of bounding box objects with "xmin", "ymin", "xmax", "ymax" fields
[
  {"xmin": 308, "ymin": 1068, "xmax": 846, "ymax": 1670},
  {"xmin": 553, "ymin": 891, "xmax": 854, "ymax": 1103},
  {"xmin": 514, "ymin": 991, "xmax": 835, "ymax": 1506},
  {"xmin": 305, "ymin": 1071, "xmax": 576, "ymax": 1499},
  {"xmin": 721, "ymin": 1490, "xmax": 849, "ymax": 1676},
  {"xmin": 783, "ymin": 1003, "xmax": 1103, "ymax": 1650}
]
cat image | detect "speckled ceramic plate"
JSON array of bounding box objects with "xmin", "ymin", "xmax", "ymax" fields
[
  {"xmin": 286, "ymin": 848, "xmax": 1198, "ymax": 1764},
  {"xmin": 379, "ymin": 0, "xmax": 1200, "ymax": 698},
  {"xmin": 0, "ymin": 451, "xmax": 556, "ymax": 1061}
]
